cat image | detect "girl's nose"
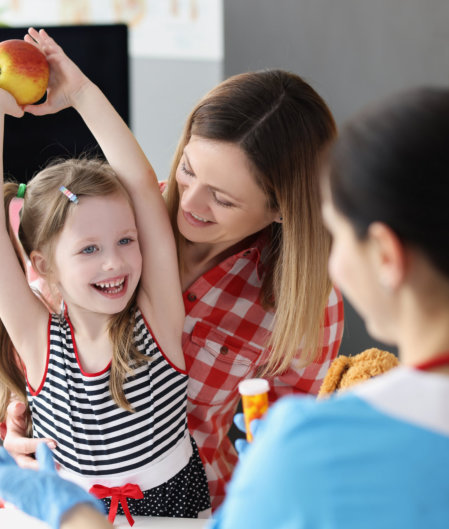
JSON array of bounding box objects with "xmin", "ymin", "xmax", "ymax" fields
[{"xmin": 102, "ymin": 249, "xmax": 123, "ymax": 271}]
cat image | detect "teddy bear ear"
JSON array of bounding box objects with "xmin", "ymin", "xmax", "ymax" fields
[
  {"xmin": 317, "ymin": 355, "xmax": 351, "ymax": 398},
  {"xmin": 338, "ymin": 348, "xmax": 400, "ymax": 391},
  {"xmin": 354, "ymin": 348, "xmax": 399, "ymax": 375}
]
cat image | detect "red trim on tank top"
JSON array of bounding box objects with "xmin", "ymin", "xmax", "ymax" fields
[{"xmin": 60, "ymin": 305, "xmax": 185, "ymax": 376}]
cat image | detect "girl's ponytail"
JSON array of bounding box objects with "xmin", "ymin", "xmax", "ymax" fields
[{"xmin": 0, "ymin": 183, "xmax": 29, "ymax": 422}]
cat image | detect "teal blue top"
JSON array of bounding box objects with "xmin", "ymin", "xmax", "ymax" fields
[{"xmin": 210, "ymin": 367, "xmax": 449, "ymax": 529}]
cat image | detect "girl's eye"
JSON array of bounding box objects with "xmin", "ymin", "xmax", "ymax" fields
[
  {"xmin": 119, "ymin": 238, "xmax": 133, "ymax": 246},
  {"xmin": 181, "ymin": 162, "xmax": 195, "ymax": 177},
  {"xmin": 213, "ymin": 193, "xmax": 234, "ymax": 208},
  {"xmin": 82, "ymin": 245, "xmax": 98, "ymax": 255}
]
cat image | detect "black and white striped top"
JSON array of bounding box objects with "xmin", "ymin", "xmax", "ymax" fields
[{"xmin": 26, "ymin": 309, "xmax": 190, "ymax": 485}]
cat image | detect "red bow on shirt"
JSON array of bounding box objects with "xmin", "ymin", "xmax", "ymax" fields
[{"xmin": 89, "ymin": 483, "xmax": 144, "ymax": 526}]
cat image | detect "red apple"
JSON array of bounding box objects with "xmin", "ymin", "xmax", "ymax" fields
[{"xmin": 0, "ymin": 39, "xmax": 49, "ymax": 105}]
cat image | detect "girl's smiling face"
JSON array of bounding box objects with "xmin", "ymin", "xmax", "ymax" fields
[
  {"xmin": 175, "ymin": 136, "xmax": 280, "ymax": 248},
  {"xmin": 51, "ymin": 193, "xmax": 142, "ymax": 315}
]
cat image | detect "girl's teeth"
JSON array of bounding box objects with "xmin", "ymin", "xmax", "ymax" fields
[{"xmin": 95, "ymin": 278, "xmax": 125, "ymax": 290}]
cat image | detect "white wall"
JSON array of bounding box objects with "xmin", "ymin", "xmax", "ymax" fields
[
  {"xmin": 224, "ymin": 0, "xmax": 449, "ymax": 125},
  {"xmin": 130, "ymin": 56, "xmax": 222, "ymax": 181}
]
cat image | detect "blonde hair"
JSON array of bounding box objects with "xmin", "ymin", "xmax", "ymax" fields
[
  {"xmin": 165, "ymin": 70, "xmax": 336, "ymax": 374},
  {"xmin": 0, "ymin": 158, "xmax": 147, "ymax": 421}
]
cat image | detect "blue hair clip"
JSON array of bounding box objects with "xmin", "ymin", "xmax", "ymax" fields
[{"xmin": 59, "ymin": 185, "xmax": 79, "ymax": 204}]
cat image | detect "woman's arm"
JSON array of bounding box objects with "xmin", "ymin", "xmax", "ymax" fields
[{"xmin": 2, "ymin": 400, "xmax": 55, "ymax": 469}]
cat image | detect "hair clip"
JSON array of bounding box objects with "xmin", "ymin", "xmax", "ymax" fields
[
  {"xmin": 59, "ymin": 185, "xmax": 79, "ymax": 204},
  {"xmin": 17, "ymin": 183, "xmax": 27, "ymax": 198}
]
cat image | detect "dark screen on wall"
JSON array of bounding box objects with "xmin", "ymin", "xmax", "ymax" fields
[{"xmin": 0, "ymin": 24, "xmax": 129, "ymax": 182}]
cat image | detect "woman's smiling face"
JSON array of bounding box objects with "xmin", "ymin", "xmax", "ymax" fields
[{"xmin": 175, "ymin": 136, "xmax": 280, "ymax": 248}]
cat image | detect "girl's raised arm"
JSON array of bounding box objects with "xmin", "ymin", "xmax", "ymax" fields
[
  {"xmin": 24, "ymin": 29, "xmax": 185, "ymax": 368},
  {"xmin": 0, "ymin": 90, "xmax": 50, "ymax": 389}
]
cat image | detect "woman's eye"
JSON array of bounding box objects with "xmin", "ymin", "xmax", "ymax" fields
[
  {"xmin": 82, "ymin": 245, "xmax": 97, "ymax": 254},
  {"xmin": 181, "ymin": 162, "xmax": 195, "ymax": 177},
  {"xmin": 119, "ymin": 238, "xmax": 132, "ymax": 246},
  {"xmin": 213, "ymin": 193, "xmax": 234, "ymax": 208}
]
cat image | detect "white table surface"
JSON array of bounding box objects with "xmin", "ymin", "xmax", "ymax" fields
[{"xmin": 0, "ymin": 507, "xmax": 210, "ymax": 528}]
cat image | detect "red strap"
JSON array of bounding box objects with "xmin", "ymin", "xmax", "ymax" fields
[
  {"xmin": 414, "ymin": 351, "xmax": 449, "ymax": 371},
  {"xmin": 89, "ymin": 483, "xmax": 144, "ymax": 526},
  {"xmin": 0, "ymin": 422, "xmax": 6, "ymax": 442}
]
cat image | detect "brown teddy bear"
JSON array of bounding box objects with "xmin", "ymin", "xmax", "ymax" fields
[{"xmin": 318, "ymin": 348, "xmax": 399, "ymax": 398}]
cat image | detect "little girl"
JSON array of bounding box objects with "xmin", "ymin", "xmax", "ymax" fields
[{"xmin": 0, "ymin": 28, "xmax": 210, "ymax": 523}]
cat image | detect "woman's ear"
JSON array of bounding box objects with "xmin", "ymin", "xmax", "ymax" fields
[
  {"xmin": 368, "ymin": 222, "xmax": 407, "ymax": 291},
  {"xmin": 272, "ymin": 210, "xmax": 283, "ymax": 224},
  {"xmin": 30, "ymin": 250, "xmax": 50, "ymax": 279}
]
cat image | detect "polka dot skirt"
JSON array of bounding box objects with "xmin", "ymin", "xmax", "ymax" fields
[{"xmin": 101, "ymin": 437, "xmax": 211, "ymax": 518}]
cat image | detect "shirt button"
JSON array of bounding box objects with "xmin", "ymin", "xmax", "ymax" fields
[
  {"xmin": 220, "ymin": 345, "xmax": 229, "ymax": 355},
  {"xmin": 187, "ymin": 293, "xmax": 197, "ymax": 302}
]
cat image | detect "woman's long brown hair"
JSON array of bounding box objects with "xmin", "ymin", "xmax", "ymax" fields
[{"xmin": 165, "ymin": 70, "xmax": 337, "ymax": 374}]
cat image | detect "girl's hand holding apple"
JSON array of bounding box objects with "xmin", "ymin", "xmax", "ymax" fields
[{"xmin": 22, "ymin": 27, "xmax": 92, "ymax": 117}]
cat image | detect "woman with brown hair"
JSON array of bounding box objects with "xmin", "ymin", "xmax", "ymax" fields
[{"xmin": 160, "ymin": 68, "xmax": 343, "ymax": 507}]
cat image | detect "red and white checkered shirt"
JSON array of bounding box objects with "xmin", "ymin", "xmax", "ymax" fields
[{"xmin": 182, "ymin": 232, "xmax": 344, "ymax": 509}]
